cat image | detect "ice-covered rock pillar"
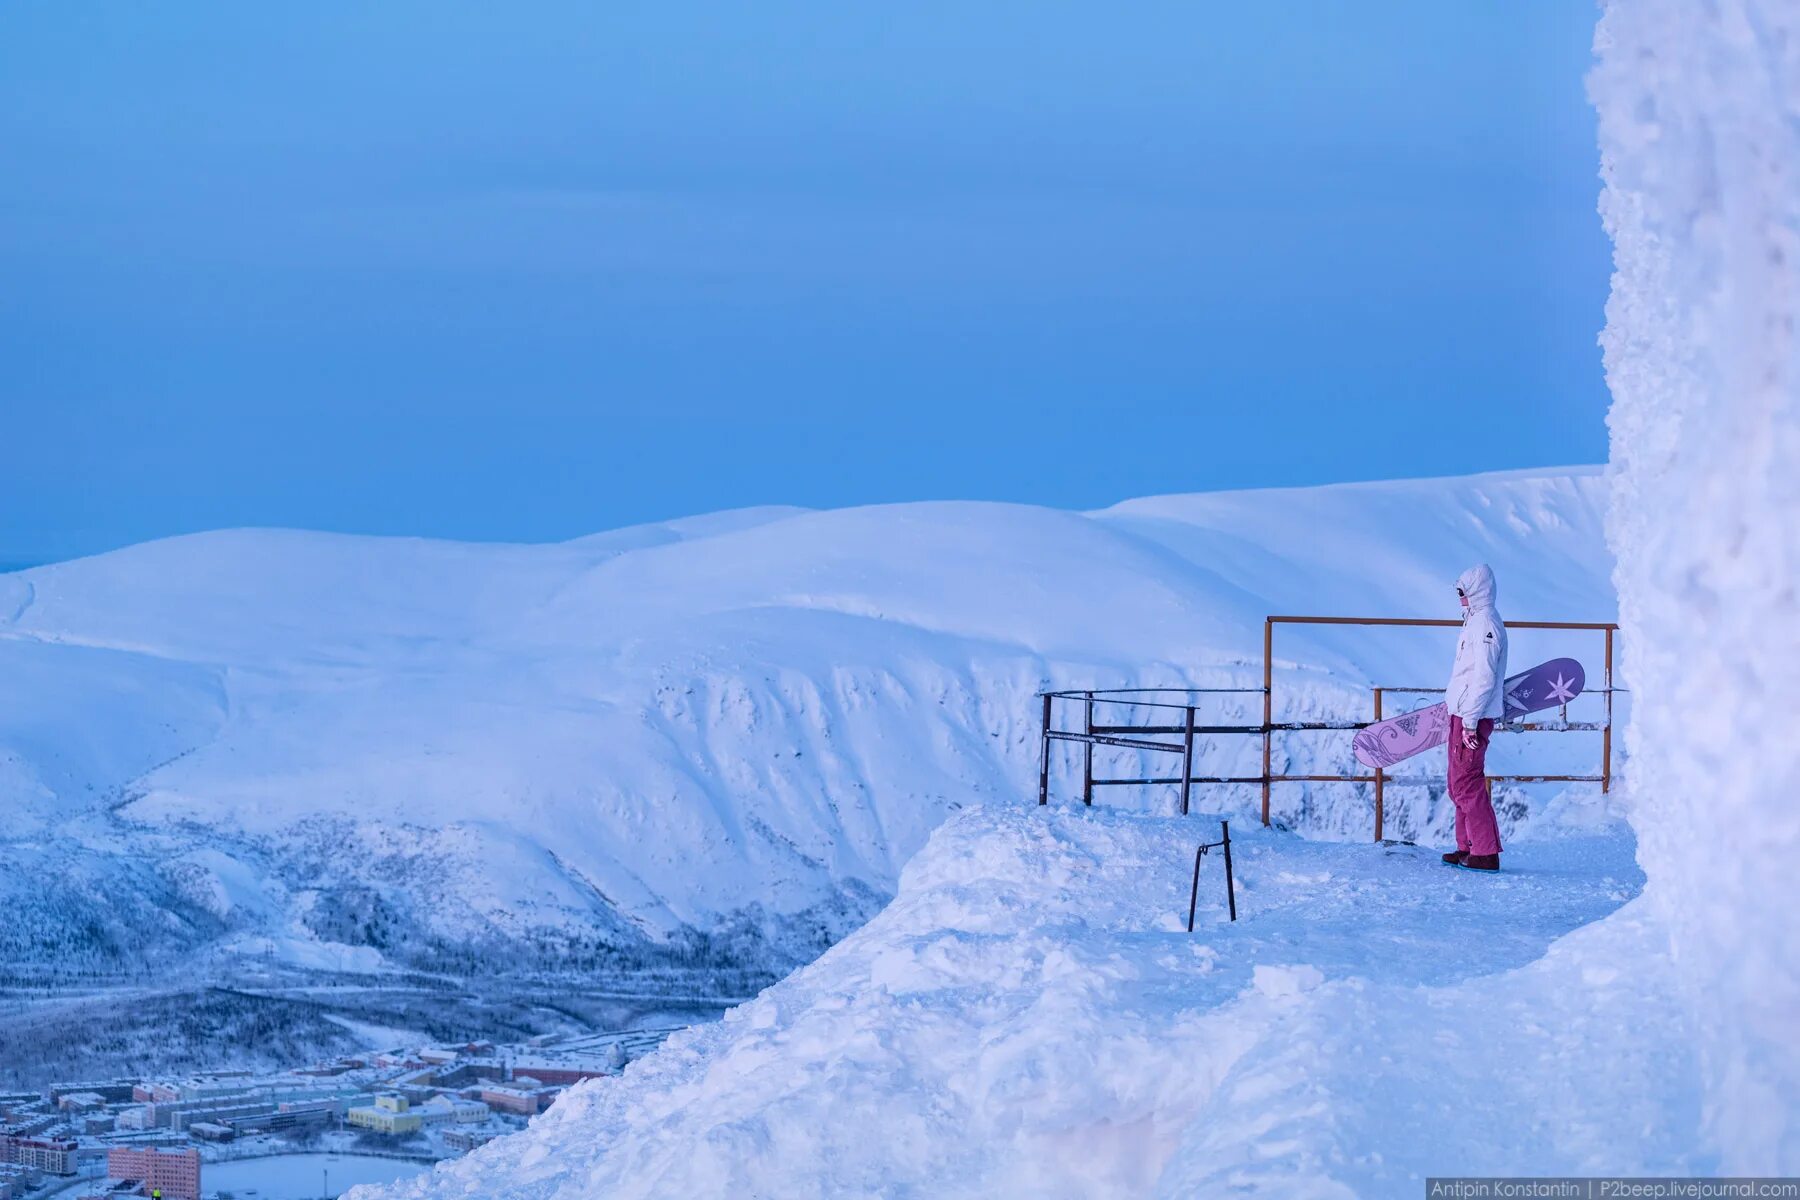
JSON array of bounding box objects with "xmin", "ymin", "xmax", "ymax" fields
[{"xmin": 1591, "ymin": 0, "xmax": 1800, "ymax": 1171}]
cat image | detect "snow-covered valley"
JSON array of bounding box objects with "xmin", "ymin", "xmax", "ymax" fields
[{"xmin": 1, "ymin": 469, "xmax": 1617, "ymax": 1085}]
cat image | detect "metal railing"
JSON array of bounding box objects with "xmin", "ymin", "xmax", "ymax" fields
[
  {"xmin": 1187, "ymin": 820, "xmax": 1237, "ymax": 928},
  {"xmin": 1037, "ymin": 615, "xmax": 1621, "ymax": 842}
]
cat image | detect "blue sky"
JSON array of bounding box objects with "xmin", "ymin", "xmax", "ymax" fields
[{"xmin": 1, "ymin": 2, "xmax": 1610, "ymax": 565}]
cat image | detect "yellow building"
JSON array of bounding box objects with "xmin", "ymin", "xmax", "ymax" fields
[{"xmin": 346, "ymin": 1095, "xmax": 424, "ymax": 1136}]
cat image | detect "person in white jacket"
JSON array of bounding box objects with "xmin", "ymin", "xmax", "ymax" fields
[{"xmin": 1442, "ymin": 563, "xmax": 1508, "ymax": 871}]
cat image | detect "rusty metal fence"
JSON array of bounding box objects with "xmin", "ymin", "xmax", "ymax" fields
[{"xmin": 1037, "ymin": 615, "xmax": 1620, "ymax": 842}]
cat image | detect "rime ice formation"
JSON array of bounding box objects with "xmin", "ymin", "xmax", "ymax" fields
[{"xmin": 1592, "ymin": 0, "xmax": 1800, "ymax": 1170}]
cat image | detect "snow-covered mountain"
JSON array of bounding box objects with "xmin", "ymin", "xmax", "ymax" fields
[{"xmin": 0, "ymin": 468, "xmax": 1615, "ymax": 984}]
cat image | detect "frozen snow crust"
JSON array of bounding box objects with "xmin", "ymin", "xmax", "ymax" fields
[
  {"xmin": 352, "ymin": 805, "xmax": 1702, "ymax": 1199},
  {"xmin": 0, "ymin": 469, "xmax": 1616, "ymax": 979},
  {"xmin": 1593, "ymin": 0, "xmax": 1800, "ymax": 1170}
]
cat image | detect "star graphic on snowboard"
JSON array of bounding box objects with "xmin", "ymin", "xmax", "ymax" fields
[{"xmin": 1545, "ymin": 672, "xmax": 1578, "ymax": 704}]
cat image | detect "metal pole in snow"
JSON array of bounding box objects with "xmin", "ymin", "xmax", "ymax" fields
[
  {"xmin": 1186, "ymin": 844, "xmax": 1204, "ymax": 933},
  {"xmin": 1221, "ymin": 820, "xmax": 1237, "ymax": 922},
  {"xmin": 1179, "ymin": 705, "xmax": 1196, "ymax": 816},
  {"xmin": 1186, "ymin": 822, "xmax": 1239, "ymax": 929},
  {"xmin": 1602, "ymin": 626, "xmax": 1615, "ymax": 793},
  {"xmin": 1372, "ymin": 687, "xmax": 1385, "ymax": 843},
  {"xmin": 1082, "ymin": 692, "xmax": 1095, "ymax": 806}
]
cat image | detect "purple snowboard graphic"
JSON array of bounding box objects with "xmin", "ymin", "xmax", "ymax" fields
[{"xmin": 1351, "ymin": 657, "xmax": 1586, "ymax": 770}]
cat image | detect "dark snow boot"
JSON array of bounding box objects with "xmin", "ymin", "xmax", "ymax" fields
[
  {"xmin": 1441, "ymin": 850, "xmax": 1468, "ymax": 865},
  {"xmin": 1461, "ymin": 854, "xmax": 1500, "ymax": 872}
]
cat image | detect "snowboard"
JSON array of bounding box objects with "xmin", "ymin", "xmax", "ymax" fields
[{"xmin": 1351, "ymin": 657, "xmax": 1586, "ymax": 770}]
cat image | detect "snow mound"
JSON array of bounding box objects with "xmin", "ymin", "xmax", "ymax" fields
[
  {"xmin": 350, "ymin": 805, "xmax": 1695, "ymax": 1199},
  {"xmin": 1593, "ymin": 0, "xmax": 1800, "ymax": 1169}
]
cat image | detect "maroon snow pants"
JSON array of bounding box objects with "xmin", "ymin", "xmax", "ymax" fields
[{"xmin": 1448, "ymin": 716, "xmax": 1502, "ymax": 857}]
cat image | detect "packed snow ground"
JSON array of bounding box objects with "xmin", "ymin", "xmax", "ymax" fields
[
  {"xmin": 353, "ymin": 804, "xmax": 1700, "ymax": 1200},
  {"xmin": 0, "ymin": 469, "xmax": 1617, "ymax": 983}
]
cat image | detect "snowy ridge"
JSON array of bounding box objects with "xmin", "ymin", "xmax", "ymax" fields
[
  {"xmin": 0, "ymin": 469, "xmax": 1614, "ymax": 981},
  {"xmin": 350, "ymin": 805, "xmax": 1696, "ymax": 1199}
]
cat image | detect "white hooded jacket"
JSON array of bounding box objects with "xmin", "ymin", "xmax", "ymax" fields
[{"xmin": 1449, "ymin": 563, "xmax": 1508, "ymax": 723}]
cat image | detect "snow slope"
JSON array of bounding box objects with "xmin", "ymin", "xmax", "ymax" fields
[
  {"xmin": 0, "ymin": 469, "xmax": 1616, "ymax": 980},
  {"xmin": 351, "ymin": 805, "xmax": 1696, "ymax": 1200},
  {"xmin": 1593, "ymin": 0, "xmax": 1800, "ymax": 1169}
]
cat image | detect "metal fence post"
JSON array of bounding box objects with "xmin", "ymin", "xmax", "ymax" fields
[
  {"xmin": 1261, "ymin": 618, "xmax": 1273, "ymax": 827},
  {"xmin": 1082, "ymin": 692, "xmax": 1095, "ymax": 806},
  {"xmin": 1038, "ymin": 693, "xmax": 1052, "ymax": 806},
  {"xmin": 1221, "ymin": 820, "xmax": 1237, "ymax": 922},
  {"xmin": 1179, "ymin": 704, "xmax": 1196, "ymax": 816},
  {"xmin": 1602, "ymin": 626, "xmax": 1615, "ymax": 794},
  {"xmin": 1186, "ymin": 843, "xmax": 1204, "ymax": 932},
  {"xmin": 1372, "ymin": 686, "xmax": 1385, "ymax": 842}
]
